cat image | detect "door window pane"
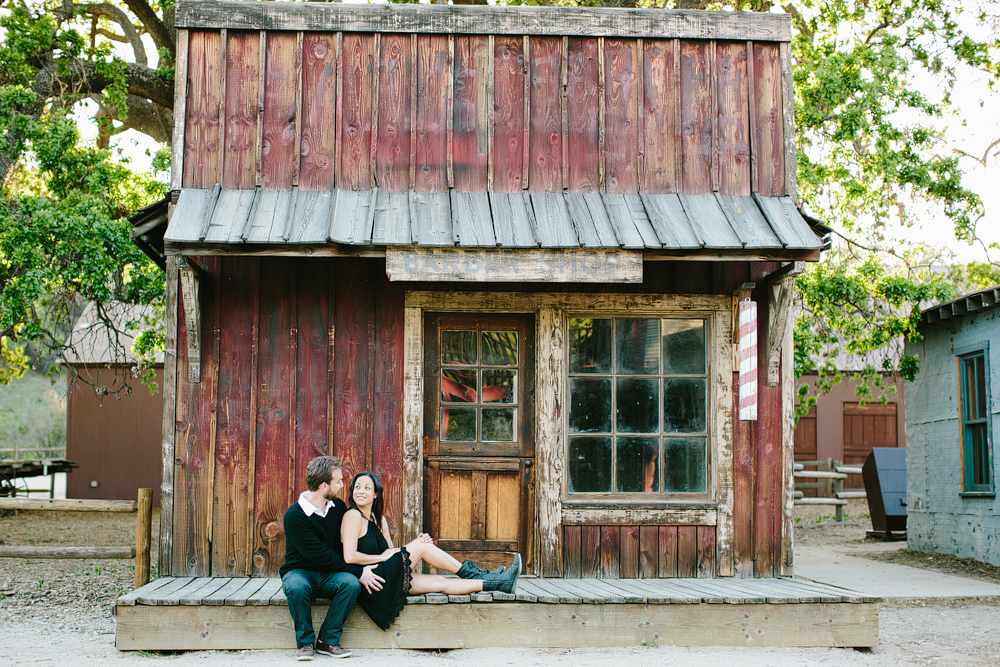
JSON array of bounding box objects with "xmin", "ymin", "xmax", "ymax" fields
[
  {"xmin": 616, "ymin": 319, "xmax": 659, "ymax": 374},
  {"xmin": 441, "ymin": 407, "xmax": 477, "ymax": 441},
  {"xmin": 616, "ymin": 378, "xmax": 659, "ymax": 434},
  {"xmin": 569, "ymin": 437, "xmax": 611, "ymax": 492},
  {"xmin": 569, "ymin": 318, "xmax": 612, "ymax": 373},
  {"xmin": 442, "ymin": 330, "xmax": 477, "ymax": 365},
  {"xmin": 441, "ymin": 369, "xmax": 477, "ymax": 403},
  {"xmin": 483, "ymin": 331, "xmax": 518, "ymax": 366},
  {"xmin": 617, "ymin": 438, "xmax": 659, "ymax": 492},
  {"xmin": 663, "ymin": 379, "xmax": 706, "ymax": 433},
  {"xmin": 569, "ymin": 378, "xmax": 612, "ymax": 433},
  {"xmin": 662, "ymin": 319, "xmax": 705, "ymax": 374},
  {"xmin": 482, "ymin": 408, "xmax": 516, "ymax": 442},
  {"xmin": 482, "ymin": 369, "xmax": 516, "ymax": 403},
  {"xmin": 663, "ymin": 438, "xmax": 706, "ymax": 493}
]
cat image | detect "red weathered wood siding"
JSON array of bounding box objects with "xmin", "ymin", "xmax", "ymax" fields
[
  {"xmin": 182, "ymin": 31, "xmax": 786, "ymax": 196},
  {"xmin": 168, "ymin": 258, "xmax": 787, "ymax": 577},
  {"xmin": 169, "ymin": 257, "xmax": 405, "ymax": 576},
  {"xmin": 563, "ymin": 525, "xmax": 717, "ymax": 579}
]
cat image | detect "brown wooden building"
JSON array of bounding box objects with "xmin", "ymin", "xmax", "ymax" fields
[
  {"xmin": 155, "ymin": 1, "xmax": 826, "ymax": 582},
  {"xmin": 64, "ymin": 303, "xmax": 164, "ymax": 506},
  {"xmin": 795, "ymin": 372, "xmax": 906, "ymax": 491}
]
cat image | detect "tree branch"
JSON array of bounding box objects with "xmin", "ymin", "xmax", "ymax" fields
[
  {"xmin": 86, "ymin": 3, "xmax": 147, "ymax": 66},
  {"xmin": 93, "ymin": 93, "xmax": 173, "ymax": 144},
  {"xmin": 121, "ymin": 0, "xmax": 174, "ymax": 59},
  {"xmin": 953, "ymin": 136, "xmax": 1000, "ymax": 167}
]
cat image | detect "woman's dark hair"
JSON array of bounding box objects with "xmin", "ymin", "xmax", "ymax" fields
[{"xmin": 348, "ymin": 471, "xmax": 385, "ymax": 528}]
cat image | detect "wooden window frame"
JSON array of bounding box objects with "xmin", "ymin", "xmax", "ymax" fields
[
  {"xmin": 402, "ymin": 290, "xmax": 733, "ymax": 577},
  {"xmin": 956, "ymin": 342, "xmax": 995, "ymax": 497},
  {"xmin": 562, "ymin": 312, "xmax": 716, "ymax": 504}
]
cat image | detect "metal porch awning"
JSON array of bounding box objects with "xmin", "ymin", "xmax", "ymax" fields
[{"xmin": 164, "ymin": 187, "xmax": 825, "ymax": 258}]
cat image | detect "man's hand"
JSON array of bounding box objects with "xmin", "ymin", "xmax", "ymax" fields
[{"xmin": 359, "ymin": 565, "xmax": 385, "ymax": 594}]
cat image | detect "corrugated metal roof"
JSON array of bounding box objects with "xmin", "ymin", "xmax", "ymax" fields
[{"xmin": 165, "ymin": 187, "xmax": 824, "ymax": 253}]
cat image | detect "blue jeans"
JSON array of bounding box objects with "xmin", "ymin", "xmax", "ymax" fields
[{"xmin": 282, "ymin": 570, "xmax": 361, "ymax": 648}]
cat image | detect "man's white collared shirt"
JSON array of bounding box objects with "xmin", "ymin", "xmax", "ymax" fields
[{"xmin": 298, "ymin": 491, "xmax": 334, "ymax": 518}]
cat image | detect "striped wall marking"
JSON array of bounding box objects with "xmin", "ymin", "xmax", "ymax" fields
[{"xmin": 738, "ymin": 299, "xmax": 757, "ymax": 421}]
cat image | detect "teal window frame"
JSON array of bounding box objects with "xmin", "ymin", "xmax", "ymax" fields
[{"xmin": 957, "ymin": 343, "xmax": 994, "ymax": 496}]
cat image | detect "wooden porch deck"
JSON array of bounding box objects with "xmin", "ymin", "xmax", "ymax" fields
[{"xmin": 116, "ymin": 576, "xmax": 879, "ymax": 650}]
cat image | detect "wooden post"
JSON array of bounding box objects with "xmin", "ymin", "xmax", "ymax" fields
[{"xmin": 135, "ymin": 488, "xmax": 153, "ymax": 588}]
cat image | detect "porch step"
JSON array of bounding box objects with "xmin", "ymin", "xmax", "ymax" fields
[{"xmin": 115, "ymin": 576, "xmax": 879, "ymax": 651}]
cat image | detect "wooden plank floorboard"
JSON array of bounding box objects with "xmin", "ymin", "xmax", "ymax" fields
[
  {"xmin": 139, "ymin": 578, "xmax": 195, "ymax": 606},
  {"xmin": 123, "ymin": 577, "xmax": 875, "ymax": 605},
  {"xmin": 180, "ymin": 578, "xmax": 232, "ymax": 605},
  {"xmin": 634, "ymin": 579, "xmax": 703, "ymax": 603},
  {"xmin": 116, "ymin": 577, "xmax": 179, "ymax": 606},
  {"xmin": 582, "ymin": 579, "xmax": 629, "ymax": 603},
  {"xmin": 203, "ymin": 578, "xmax": 247, "ymax": 606},
  {"xmin": 532, "ymin": 578, "xmax": 583, "ymax": 603},
  {"xmin": 517, "ymin": 579, "xmax": 560, "ymax": 603},
  {"xmin": 226, "ymin": 578, "xmax": 269, "ymax": 605},
  {"xmin": 658, "ymin": 579, "xmax": 725, "ymax": 603},
  {"xmin": 524, "ymin": 579, "xmax": 570, "ymax": 603},
  {"xmin": 248, "ymin": 578, "xmax": 282, "ymax": 606},
  {"xmin": 159, "ymin": 577, "xmax": 214, "ymax": 605}
]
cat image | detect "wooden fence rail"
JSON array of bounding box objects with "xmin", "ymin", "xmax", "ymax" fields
[{"xmin": 0, "ymin": 488, "xmax": 153, "ymax": 588}]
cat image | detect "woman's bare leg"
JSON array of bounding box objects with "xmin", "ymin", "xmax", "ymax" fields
[
  {"xmin": 403, "ymin": 539, "xmax": 464, "ymax": 573},
  {"xmin": 408, "ymin": 573, "xmax": 483, "ymax": 595}
]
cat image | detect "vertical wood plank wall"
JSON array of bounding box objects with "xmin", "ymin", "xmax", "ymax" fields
[
  {"xmin": 170, "ymin": 259, "xmax": 784, "ymax": 578},
  {"xmin": 171, "ymin": 257, "xmax": 405, "ymax": 576},
  {"xmin": 182, "ymin": 31, "xmax": 788, "ymax": 197}
]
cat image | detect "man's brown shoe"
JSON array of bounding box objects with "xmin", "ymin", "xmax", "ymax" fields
[
  {"xmin": 296, "ymin": 644, "xmax": 314, "ymax": 661},
  {"xmin": 315, "ymin": 642, "xmax": 352, "ymax": 658}
]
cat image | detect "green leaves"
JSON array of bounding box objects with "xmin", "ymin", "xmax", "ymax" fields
[
  {"xmin": 0, "ymin": 112, "xmax": 164, "ymax": 383},
  {"xmin": 793, "ymin": 257, "xmax": 956, "ymax": 416}
]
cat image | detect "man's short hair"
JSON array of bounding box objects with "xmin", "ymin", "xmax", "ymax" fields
[{"xmin": 306, "ymin": 455, "xmax": 342, "ymax": 491}]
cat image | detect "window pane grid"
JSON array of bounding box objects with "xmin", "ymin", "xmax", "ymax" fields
[
  {"xmin": 568, "ymin": 317, "xmax": 707, "ymax": 496},
  {"xmin": 959, "ymin": 350, "xmax": 993, "ymax": 493},
  {"xmin": 441, "ymin": 329, "xmax": 519, "ymax": 443}
]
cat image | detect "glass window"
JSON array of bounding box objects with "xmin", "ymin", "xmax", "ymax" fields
[
  {"xmin": 567, "ymin": 317, "xmax": 709, "ymax": 496},
  {"xmin": 439, "ymin": 329, "xmax": 519, "ymax": 444},
  {"xmin": 960, "ymin": 350, "xmax": 993, "ymax": 493}
]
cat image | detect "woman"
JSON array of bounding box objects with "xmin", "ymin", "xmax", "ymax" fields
[{"xmin": 341, "ymin": 471, "xmax": 520, "ymax": 630}]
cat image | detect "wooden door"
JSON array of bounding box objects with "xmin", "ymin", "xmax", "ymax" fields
[
  {"xmin": 843, "ymin": 402, "xmax": 898, "ymax": 489},
  {"xmin": 423, "ymin": 313, "xmax": 535, "ymax": 572}
]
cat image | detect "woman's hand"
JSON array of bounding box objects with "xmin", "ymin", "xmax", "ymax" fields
[
  {"xmin": 417, "ymin": 533, "xmax": 434, "ymax": 544},
  {"xmin": 379, "ymin": 547, "xmax": 400, "ymax": 562}
]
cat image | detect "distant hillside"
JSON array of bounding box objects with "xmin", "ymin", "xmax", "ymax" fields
[{"xmin": 0, "ymin": 371, "xmax": 66, "ymax": 461}]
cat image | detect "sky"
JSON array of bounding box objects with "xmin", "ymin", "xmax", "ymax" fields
[{"xmin": 94, "ymin": 2, "xmax": 999, "ymax": 267}]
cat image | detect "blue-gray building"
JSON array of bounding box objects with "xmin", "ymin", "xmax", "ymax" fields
[{"xmin": 905, "ymin": 285, "xmax": 1000, "ymax": 566}]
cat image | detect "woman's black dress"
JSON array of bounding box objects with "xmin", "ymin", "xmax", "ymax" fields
[{"xmin": 356, "ymin": 518, "xmax": 412, "ymax": 630}]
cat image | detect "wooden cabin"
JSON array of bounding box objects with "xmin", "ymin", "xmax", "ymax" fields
[
  {"xmin": 63, "ymin": 303, "xmax": 164, "ymax": 506},
  {"xmin": 906, "ymin": 285, "xmax": 1000, "ymax": 566},
  {"xmin": 118, "ymin": 2, "xmax": 880, "ymax": 651}
]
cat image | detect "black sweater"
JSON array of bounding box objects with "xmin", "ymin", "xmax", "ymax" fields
[{"xmin": 279, "ymin": 498, "xmax": 364, "ymax": 578}]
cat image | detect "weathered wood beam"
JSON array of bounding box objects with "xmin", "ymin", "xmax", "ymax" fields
[
  {"xmin": 0, "ymin": 498, "xmax": 137, "ymax": 512},
  {"xmin": 0, "ymin": 546, "xmax": 136, "ymax": 559},
  {"xmin": 170, "ymin": 29, "xmax": 189, "ymax": 191},
  {"xmin": 175, "ymin": 1, "xmax": 792, "ymax": 42},
  {"xmin": 176, "ymin": 255, "xmax": 203, "ymax": 383},
  {"xmin": 764, "ymin": 261, "xmax": 802, "ymax": 386}
]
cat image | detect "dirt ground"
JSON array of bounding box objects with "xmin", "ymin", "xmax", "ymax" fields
[{"xmin": 2, "ymin": 502, "xmax": 1000, "ymax": 665}]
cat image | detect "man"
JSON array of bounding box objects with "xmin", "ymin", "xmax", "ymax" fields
[{"xmin": 281, "ymin": 455, "xmax": 383, "ymax": 661}]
